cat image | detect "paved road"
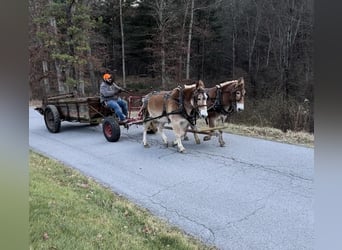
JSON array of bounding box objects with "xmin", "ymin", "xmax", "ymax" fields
[{"xmin": 29, "ymin": 107, "xmax": 314, "ymax": 250}]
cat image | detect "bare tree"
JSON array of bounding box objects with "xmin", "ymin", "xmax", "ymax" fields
[
  {"xmin": 145, "ymin": 0, "xmax": 177, "ymax": 88},
  {"xmin": 246, "ymin": 0, "xmax": 261, "ymax": 74},
  {"xmin": 177, "ymin": 0, "xmax": 189, "ymax": 81},
  {"xmin": 185, "ymin": 0, "xmax": 194, "ymax": 79},
  {"xmin": 119, "ymin": 0, "xmax": 126, "ymax": 87},
  {"xmin": 48, "ymin": 0, "xmax": 66, "ymax": 93}
]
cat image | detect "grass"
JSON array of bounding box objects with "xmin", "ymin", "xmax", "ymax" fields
[
  {"xmin": 221, "ymin": 123, "xmax": 314, "ymax": 148},
  {"xmin": 192, "ymin": 119, "xmax": 314, "ymax": 148},
  {"xmin": 29, "ymin": 151, "xmax": 216, "ymax": 250}
]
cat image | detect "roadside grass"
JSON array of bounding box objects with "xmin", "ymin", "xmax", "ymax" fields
[
  {"xmin": 192, "ymin": 119, "xmax": 314, "ymax": 148},
  {"xmin": 29, "ymin": 151, "xmax": 216, "ymax": 250},
  {"xmin": 221, "ymin": 123, "xmax": 314, "ymax": 148}
]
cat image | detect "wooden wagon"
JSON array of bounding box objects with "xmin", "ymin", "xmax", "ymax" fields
[{"xmin": 34, "ymin": 92, "xmax": 145, "ymax": 142}]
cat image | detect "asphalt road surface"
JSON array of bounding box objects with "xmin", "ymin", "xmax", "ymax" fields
[{"xmin": 29, "ymin": 107, "xmax": 314, "ymax": 250}]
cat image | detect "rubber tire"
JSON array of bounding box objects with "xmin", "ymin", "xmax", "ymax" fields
[
  {"xmin": 102, "ymin": 117, "xmax": 121, "ymax": 142},
  {"xmin": 44, "ymin": 105, "xmax": 61, "ymax": 133}
]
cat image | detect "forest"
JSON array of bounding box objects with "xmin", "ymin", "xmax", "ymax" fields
[{"xmin": 29, "ymin": 0, "xmax": 314, "ymax": 133}]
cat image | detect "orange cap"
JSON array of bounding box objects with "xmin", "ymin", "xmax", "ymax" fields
[{"xmin": 103, "ymin": 73, "xmax": 112, "ymax": 80}]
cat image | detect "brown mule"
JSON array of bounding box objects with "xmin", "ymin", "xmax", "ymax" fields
[
  {"xmin": 141, "ymin": 80, "xmax": 208, "ymax": 153},
  {"xmin": 188, "ymin": 77, "xmax": 246, "ymax": 146}
]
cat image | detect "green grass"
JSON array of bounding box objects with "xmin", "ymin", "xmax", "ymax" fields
[{"xmin": 29, "ymin": 151, "xmax": 216, "ymax": 250}]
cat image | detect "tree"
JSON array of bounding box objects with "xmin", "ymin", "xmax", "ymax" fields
[
  {"xmin": 119, "ymin": 0, "xmax": 126, "ymax": 87},
  {"xmin": 185, "ymin": 0, "xmax": 194, "ymax": 79}
]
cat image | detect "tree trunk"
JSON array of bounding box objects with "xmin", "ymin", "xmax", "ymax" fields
[
  {"xmin": 119, "ymin": 0, "xmax": 126, "ymax": 87},
  {"xmin": 78, "ymin": 67, "xmax": 85, "ymax": 96},
  {"xmin": 185, "ymin": 0, "xmax": 194, "ymax": 80},
  {"xmin": 54, "ymin": 60, "xmax": 65, "ymax": 93},
  {"xmin": 86, "ymin": 44, "xmax": 97, "ymax": 93},
  {"xmin": 247, "ymin": 0, "xmax": 261, "ymax": 74},
  {"xmin": 231, "ymin": 0, "xmax": 236, "ymax": 77},
  {"xmin": 158, "ymin": 0, "xmax": 166, "ymax": 88},
  {"xmin": 178, "ymin": 0, "xmax": 189, "ymax": 81},
  {"xmin": 48, "ymin": 0, "xmax": 65, "ymax": 93},
  {"xmin": 161, "ymin": 33, "xmax": 166, "ymax": 88},
  {"xmin": 42, "ymin": 60, "xmax": 50, "ymax": 93}
]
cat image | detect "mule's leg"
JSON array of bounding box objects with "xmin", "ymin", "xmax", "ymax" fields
[
  {"xmin": 218, "ymin": 129, "xmax": 225, "ymax": 146},
  {"xmin": 173, "ymin": 133, "xmax": 186, "ymax": 152},
  {"xmin": 192, "ymin": 125, "xmax": 201, "ymax": 144},
  {"xmin": 157, "ymin": 123, "xmax": 168, "ymax": 147},
  {"xmin": 203, "ymin": 117, "xmax": 215, "ymax": 141},
  {"xmin": 183, "ymin": 125, "xmax": 200, "ymax": 144},
  {"xmin": 143, "ymin": 122, "xmax": 150, "ymax": 148},
  {"xmin": 193, "ymin": 133, "xmax": 201, "ymax": 144},
  {"xmin": 171, "ymin": 121, "xmax": 188, "ymax": 153},
  {"xmin": 183, "ymin": 129, "xmax": 189, "ymax": 141}
]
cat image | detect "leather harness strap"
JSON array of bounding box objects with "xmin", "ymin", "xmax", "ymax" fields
[{"xmin": 142, "ymin": 86, "xmax": 201, "ymax": 126}]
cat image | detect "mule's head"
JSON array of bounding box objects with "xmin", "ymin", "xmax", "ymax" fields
[
  {"xmin": 233, "ymin": 77, "xmax": 246, "ymax": 111},
  {"xmin": 191, "ymin": 80, "xmax": 208, "ymax": 118},
  {"xmin": 221, "ymin": 77, "xmax": 246, "ymax": 112}
]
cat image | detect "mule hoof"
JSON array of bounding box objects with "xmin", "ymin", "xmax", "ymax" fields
[
  {"xmin": 179, "ymin": 148, "xmax": 186, "ymax": 153},
  {"xmin": 203, "ymin": 136, "xmax": 211, "ymax": 141},
  {"xmin": 144, "ymin": 144, "xmax": 150, "ymax": 148},
  {"xmin": 164, "ymin": 142, "xmax": 169, "ymax": 148},
  {"xmin": 195, "ymin": 140, "xmax": 201, "ymax": 144},
  {"xmin": 183, "ymin": 136, "xmax": 189, "ymax": 141}
]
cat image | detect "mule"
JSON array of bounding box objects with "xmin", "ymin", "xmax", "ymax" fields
[
  {"xmin": 141, "ymin": 80, "xmax": 208, "ymax": 153},
  {"xmin": 189, "ymin": 77, "xmax": 246, "ymax": 146}
]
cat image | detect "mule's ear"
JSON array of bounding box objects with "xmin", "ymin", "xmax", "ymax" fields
[
  {"xmin": 235, "ymin": 77, "xmax": 244, "ymax": 88},
  {"xmin": 197, "ymin": 80, "xmax": 205, "ymax": 88}
]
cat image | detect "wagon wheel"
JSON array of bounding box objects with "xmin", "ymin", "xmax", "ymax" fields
[
  {"xmin": 44, "ymin": 105, "xmax": 61, "ymax": 133},
  {"xmin": 102, "ymin": 117, "xmax": 121, "ymax": 142}
]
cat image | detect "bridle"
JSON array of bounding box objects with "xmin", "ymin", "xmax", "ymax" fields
[
  {"xmin": 192, "ymin": 88, "xmax": 208, "ymax": 110},
  {"xmin": 180, "ymin": 86, "xmax": 208, "ymax": 126},
  {"xmin": 208, "ymin": 81, "xmax": 243, "ymax": 115}
]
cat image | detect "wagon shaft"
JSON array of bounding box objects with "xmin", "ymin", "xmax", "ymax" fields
[
  {"xmin": 163, "ymin": 125, "xmax": 229, "ymax": 135},
  {"xmin": 193, "ymin": 125, "xmax": 229, "ymax": 132}
]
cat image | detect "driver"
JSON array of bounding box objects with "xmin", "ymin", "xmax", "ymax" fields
[{"xmin": 100, "ymin": 73, "xmax": 128, "ymax": 123}]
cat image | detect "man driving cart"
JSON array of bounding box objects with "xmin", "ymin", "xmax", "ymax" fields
[{"xmin": 100, "ymin": 73, "xmax": 129, "ymax": 123}]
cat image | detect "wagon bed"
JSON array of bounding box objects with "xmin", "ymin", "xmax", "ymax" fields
[{"xmin": 35, "ymin": 92, "xmax": 144, "ymax": 142}]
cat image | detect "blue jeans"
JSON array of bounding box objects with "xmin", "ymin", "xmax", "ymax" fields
[{"xmin": 106, "ymin": 98, "xmax": 128, "ymax": 121}]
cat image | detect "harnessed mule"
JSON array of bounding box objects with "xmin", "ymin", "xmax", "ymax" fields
[
  {"xmin": 189, "ymin": 77, "xmax": 246, "ymax": 146},
  {"xmin": 141, "ymin": 80, "xmax": 208, "ymax": 153}
]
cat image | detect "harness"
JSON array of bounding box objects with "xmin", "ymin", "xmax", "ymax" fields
[
  {"xmin": 142, "ymin": 86, "xmax": 204, "ymax": 126},
  {"xmin": 208, "ymin": 84, "xmax": 236, "ymax": 116}
]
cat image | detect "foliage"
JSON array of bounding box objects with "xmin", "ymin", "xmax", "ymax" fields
[{"xmin": 29, "ymin": 0, "xmax": 314, "ymax": 132}]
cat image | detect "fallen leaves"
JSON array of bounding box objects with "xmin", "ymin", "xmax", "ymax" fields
[{"xmin": 43, "ymin": 232, "xmax": 49, "ymax": 240}]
